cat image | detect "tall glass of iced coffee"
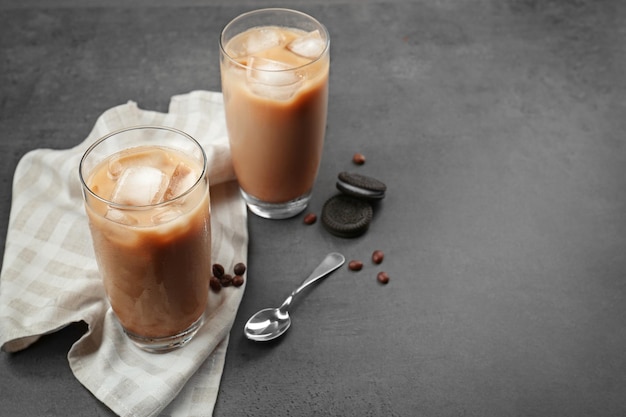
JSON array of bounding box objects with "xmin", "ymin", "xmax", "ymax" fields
[
  {"xmin": 79, "ymin": 126, "xmax": 211, "ymax": 352},
  {"xmin": 220, "ymin": 8, "xmax": 330, "ymax": 219}
]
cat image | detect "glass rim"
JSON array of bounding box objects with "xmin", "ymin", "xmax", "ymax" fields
[
  {"xmin": 78, "ymin": 125, "xmax": 208, "ymax": 210},
  {"xmin": 219, "ymin": 7, "xmax": 330, "ymax": 73}
]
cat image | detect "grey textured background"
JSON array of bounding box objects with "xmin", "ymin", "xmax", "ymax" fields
[{"xmin": 2, "ymin": 1, "xmax": 626, "ymax": 416}]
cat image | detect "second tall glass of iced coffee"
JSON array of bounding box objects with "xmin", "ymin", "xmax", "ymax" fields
[{"xmin": 220, "ymin": 8, "xmax": 330, "ymax": 219}]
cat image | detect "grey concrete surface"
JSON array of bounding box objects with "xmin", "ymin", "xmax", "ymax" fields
[{"xmin": 2, "ymin": 1, "xmax": 626, "ymax": 416}]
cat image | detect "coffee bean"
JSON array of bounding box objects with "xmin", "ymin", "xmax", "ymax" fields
[
  {"xmin": 212, "ymin": 263, "xmax": 225, "ymax": 278},
  {"xmin": 372, "ymin": 250, "xmax": 384, "ymax": 264},
  {"xmin": 210, "ymin": 276, "xmax": 222, "ymax": 293},
  {"xmin": 220, "ymin": 274, "xmax": 233, "ymax": 287},
  {"xmin": 348, "ymin": 260, "xmax": 363, "ymax": 271},
  {"xmin": 234, "ymin": 262, "xmax": 246, "ymax": 276},
  {"xmin": 303, "ymin": 212, "xmax": 317, "ymax": 225},
  {"xmin": 232, "ymin": 275, "xmax": 245, "ymax": 287},
  {"xmin": 352, "ymin": 152, "xmax": 366, "ymax": 165},
  {"xmin": 377, "ymin": 271, "xmax": 390, "ymax": 284}
]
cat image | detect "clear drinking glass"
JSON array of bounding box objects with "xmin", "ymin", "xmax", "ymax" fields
[
  {"xmin": 220, "ymin": 8, "xmax": 330, "ymax": 219},
  {"xmin": 79, "ymin": 126, "xmax": 211, "ymax": 352}
]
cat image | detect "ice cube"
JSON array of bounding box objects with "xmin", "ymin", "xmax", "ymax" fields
[
  {"xmin": 247, "ymin": 57, "xmax": 300, "ymax": 84},
  {"xmin": 286, "ymin": 30, "xmax": 325, "ymax": 59},
  {"xmin": 244, "ymin": 27, "xmax": 286, "ymax": 55},
  {"xmin": 105, "ymin": 208, "xmax": 139, "ymax": 226},
  {"xmin": 246, "ymin": 57, "xmax": 303, "ymax": 100},
  {"xmin": 151, "ymin": 207, "xmax": 185, "ymax": 225},
  {"xmin": 107, "ymin": 148, "xmax": 170, "ymax": 180},
  {"xmin": 163, "ymin": 162, "xmax": 198, "ymax": 201},
  {"xmin": 111, "ymin": 166, "xmax": 168, "ymax": 206}
]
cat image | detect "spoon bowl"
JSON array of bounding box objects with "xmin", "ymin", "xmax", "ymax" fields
[
  {"xmin": 244, "ymin": 308, "xmax": 291, "ymax": 342},
  {"xmin": 244, "ymin": 252, "xmax": 345, "ymax": 342}
]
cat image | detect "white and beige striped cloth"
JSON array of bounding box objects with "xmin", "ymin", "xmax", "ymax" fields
[{"xmin": 0, "ymin": 91, "xmax": 248, "ymax": 417}]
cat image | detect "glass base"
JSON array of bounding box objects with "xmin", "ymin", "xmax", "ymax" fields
[
  {"xmin": 122, "ymin": 315, "xmax": 204, "ymax": 353},
  {"xmin": 240, "ymin": 188, "xmax": 310, "ymax": 219}
]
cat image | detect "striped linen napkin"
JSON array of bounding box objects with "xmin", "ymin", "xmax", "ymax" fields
[{"xmin": 0, "ymin": 91, "xmax": 248, "ymax": 417}]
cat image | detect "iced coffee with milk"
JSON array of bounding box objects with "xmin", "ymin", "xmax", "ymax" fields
[
  {"xmin": 220, "ymin": 8, "xmax": 330, "ymax": 219},
  {"xmin": 79, "ymin": 126, "xmax": 210, "ymax": 352}
]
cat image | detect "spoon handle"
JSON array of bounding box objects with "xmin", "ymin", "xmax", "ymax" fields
[
  {"xmin": 296, "ymin": 252, "xmax": 345, "ymax": 294},
  {"xmin": 279, "ymin": 252, "xmax": 345, "ymax": 311}
]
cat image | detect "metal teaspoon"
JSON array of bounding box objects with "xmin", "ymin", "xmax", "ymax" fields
[{"xmin": 244, "ymin": 252, "xmax": 345, "ymax": 342}]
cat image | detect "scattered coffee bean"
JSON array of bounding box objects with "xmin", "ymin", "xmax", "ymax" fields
[
  {"xmin": 211, "ymin": 262, "xmax": 247, "ymax": 291},
  {"xmin": 232, "ymin": 275, "xmax": 245, "ymax": 287},
  {"xmin": 377, "ymin": 271, "xmax": 390, "ymax": 284},
  {"xmin": 209, "ymin": 276, "xmax": 222, "ymax": 293},
  {"xmin": 352, "ymin": 152, "xmax": 366, "ymax": 165},
  {"xmin": 348, "ymin": 260, "xmax": 363, "ymax": 271},
  {"xmin": 372, "ymin": 250, "xmax": 384, "ymax": 264},
  {"xmin": 234, "ymin": 262, "xmax": 247, "ymax": 276},
  {"xmin": 220, "ymin": 274, "xmax": 233, "ymax": 287},
  {"xmin": 212, "ymin": 263, "xmax": 225, "ymax": 278},
  {"xmin": 303, "ymin": 212, "xmax": 317, "ymax": 225}
]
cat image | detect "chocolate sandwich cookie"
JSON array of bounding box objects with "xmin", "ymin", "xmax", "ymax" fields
[
  {"xmin": 336, "ymin": 172, "xmax": 387, "ymax": 201},
  {"xmin": 321, "ymin": 194, "xmax": 373, "ymax": 238}
]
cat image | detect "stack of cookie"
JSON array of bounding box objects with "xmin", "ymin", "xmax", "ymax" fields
[{"xmin": 321, "ymin": 172, "xmax": 387, "ymax": 238}]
